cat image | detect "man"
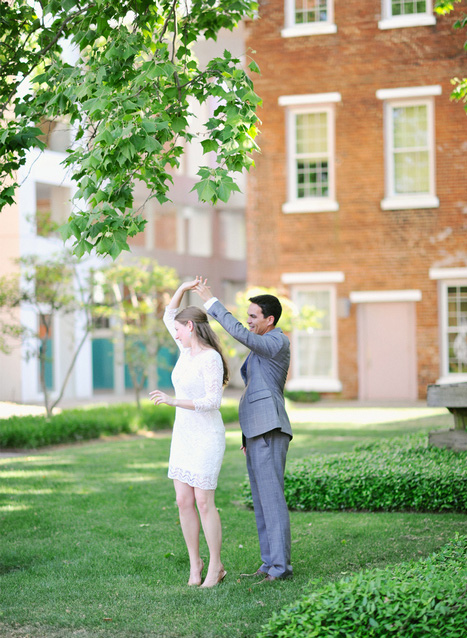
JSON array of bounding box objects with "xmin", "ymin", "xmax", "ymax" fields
[{"xmin": 195, "ymin": 279, "xmax": 293, "ymax": 582}]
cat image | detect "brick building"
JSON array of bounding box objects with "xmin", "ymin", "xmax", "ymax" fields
[{"xmin": 244, "ymin": 0, "xmax": 467, "ymax": 400}]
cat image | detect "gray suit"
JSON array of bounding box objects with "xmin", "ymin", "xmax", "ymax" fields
[{"xmin": 207, "ymin": 300, "xmax": 293, "ymax": 578}]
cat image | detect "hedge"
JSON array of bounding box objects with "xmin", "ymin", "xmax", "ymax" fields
[
  {"xmin": 257, "ymin": 535, "xmax": 467, "ymax": 638},
  {"xmin": 0, "ymin": 400, "xmax": 239, "ymax": 449},
  {"xmin": 241, "ymin": 433, "xmax": 467, "ymax": 512}
]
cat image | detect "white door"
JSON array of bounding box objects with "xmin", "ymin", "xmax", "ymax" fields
[{"xmin": 357, "ymin": 302, "xmax": 417, "ymax": 401}]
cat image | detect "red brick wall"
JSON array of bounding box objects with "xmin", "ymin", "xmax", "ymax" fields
[{"xmin": 245, "ymin": 1, "xmax": 467, "ymax": 398}]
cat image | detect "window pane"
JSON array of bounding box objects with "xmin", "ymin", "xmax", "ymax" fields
[
  {"xmin": 297, "ymin": 289, "xmax": 331, "ymax": 330},
  {"xmin": 296, "ymin": 112, "xmax": 328, "ymax": 155},
  {"xmin": 187, "ymin": 209, "xmax": 212, "ymax": 257},
  {"xmin": 295, "ymin": 0, "xmax": 328, "ymax": 24},
  {"xmin": 446, "ymin": 286, "xmax": 467, "ymax": 374},
  {"xmin": 391, "ymin": 0, "xmax": 427, "ymax": 16},
  {"xmin": 393, "ymin": 105, "xmax": 428, "ymax": 149},
  {"xmin": 297, "ymin": 334, "xmax": 332, "ymax": 376},
  {"xmin": 219, "ymin": 211, "xmax": 246, "ymax": 260},
  {"xmin": 36, "ymin": 183, "xmax": 71, "ymax": 237},
  {"xmin": 394, "ymin": 150, "xmax": 429, "ymax": 193},
  {"xmin": 296, "ymin": 160, "xmax": 329, "ymax": 198}
]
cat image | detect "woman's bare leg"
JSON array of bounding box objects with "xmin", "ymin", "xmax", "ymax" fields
[
  {"xmin": 173, "ymin": 480, "xmax": 204, "ymax": 585},
  {"xmin": 195, "ymin": 487, "xmax": 225, "ymax": 587}
]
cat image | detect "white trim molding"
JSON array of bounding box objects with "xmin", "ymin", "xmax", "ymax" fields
[
  {"xmin": 350, "ymin": 290, "xmax": 422, "ymax": 303},
  {"xmin": 378, "ymin": 15, "xmax": 436, "ymax": 30},
  {"xmin": 282, "ymin": 271, "xmax": 345, "ymax": 284},
  {"xmin": 279, "ymin": 93, "xmax": 342, "ymax": 107},
  {"xmin": 286, "ymin": 377, "xmax": 343, "ymax": 392},
  {"xmin": 376, "ymin": 85, "xmax": 442, "ymax": 100},
  {"xmin": 281, "ymin": 23, "xmax": 337, "ymax": 38},
  {"xmin": 429, "ymin": 267, "xmax": 467, "ymax": 280},
  {"xmin": 381, "ymin": 195, "xmax": 440, "ymax": 211}
]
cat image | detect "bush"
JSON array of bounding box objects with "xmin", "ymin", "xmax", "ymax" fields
[
  {"xmin": 241, "ymin": 434, "xmax": 467, "ymax": 512},
  {"xmin": 0, "ymin": 400, "xmax": 238, "ymax": 449},
  {"xmin": 284, "ymin": 389, "xmax": 320, "ymax": 403},
  {"xmin": 257, "ymin": 535, "xmax": 467, "ymax": 638}
]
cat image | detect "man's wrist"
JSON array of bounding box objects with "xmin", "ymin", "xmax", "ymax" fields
[{"xmin": 204, "ymin": 296, "xmax": 218, "ymax": 310}]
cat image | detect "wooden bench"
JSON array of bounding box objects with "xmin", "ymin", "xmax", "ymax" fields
[{"xmin": 427, "ymin": 381, "xmax": 467, "ymax": 451}]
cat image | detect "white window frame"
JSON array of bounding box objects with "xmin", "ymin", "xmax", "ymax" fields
[
  {"xmin": 379, "ymin": 0, "xmax": 436, "ymax": 30},
  {"xmin": 377, "ymin": 86, "xmax": 440, "ymax": 211},
  {"xmin": 282, "ymin": 272, "xmax": 343, "ymax": 392},
  {"xmin": 279, "ymin": 93, "xmax": 340, "ymax": 214},
  {"xmin": 429, "ymin": 268, "xmax": 467, "ymax": 384},
  {"xmin": 282, "ymin": 0, "xmax": 337, "ymax": 38}
]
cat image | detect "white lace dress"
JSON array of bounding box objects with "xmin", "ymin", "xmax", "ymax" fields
[{"xmin": 164, "ymin": 307, "xmax": 226, "ymax": 490}]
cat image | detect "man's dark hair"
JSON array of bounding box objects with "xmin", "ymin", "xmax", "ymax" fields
[{"xmin": 249, "ymin": 294, "xmax": 283, "ymax": 325}]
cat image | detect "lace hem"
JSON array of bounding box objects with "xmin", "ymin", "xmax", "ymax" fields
[{"xmin": 168, "ymin": 465, "xmax": 218, "ymax": 490}]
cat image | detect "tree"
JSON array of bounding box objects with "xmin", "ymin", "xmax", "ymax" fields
[
  {"xmin": 0, "ymin": 0, "xmax": 261, "ymax": 259},
  {"xmin": 93, "ymin": 257, "xmax": 179, "ymax": 408},
  {"xmin": 0, "ymin": 253, "xmax": 93, "ymax": 416},
  {"xmin": 435, "ymin": 0, "xmax": 467, "ymax": 113}
]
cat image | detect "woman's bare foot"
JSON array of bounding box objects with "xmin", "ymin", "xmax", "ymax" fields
[
  {"xmin": 200, "ymin": 565, "xmax": 226, "ymax": 588},
  {"xmin": 188, "ymin": 559, "xmax": 204, "ymax": 586}
]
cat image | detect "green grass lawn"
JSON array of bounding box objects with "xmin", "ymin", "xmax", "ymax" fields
[{"xmin": 1, "ymin": 404, "xmax": 466, "ymax": 638}]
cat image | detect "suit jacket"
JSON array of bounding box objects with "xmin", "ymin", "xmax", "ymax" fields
[{"xmin": 207, "ymin": 300, "xmax": 292, "ymax": 439}]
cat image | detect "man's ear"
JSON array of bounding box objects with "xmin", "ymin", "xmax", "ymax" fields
[{"xmin": 266, "ymin": 315, "xmax": 275, "ymax": 327}]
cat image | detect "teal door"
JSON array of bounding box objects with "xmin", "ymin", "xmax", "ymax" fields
[{"xmin": 92, "ymin": 338, "xmax": 114, "ymax": 389}]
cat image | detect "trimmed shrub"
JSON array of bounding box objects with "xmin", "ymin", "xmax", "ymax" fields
[
  {"xmin": 257, "ymin": 535, "xmax": 467, "ymax": 638},
  {"xmin": 241, "ymin": 434, "xmax": 467, "ymax": 512},
  {"xmin": 284, "ymin": 389, "xmax": 320, "ymax": 403},
  {"xmin": 0, "ymin": 400, "xmax": 238, "ymax": 449}
]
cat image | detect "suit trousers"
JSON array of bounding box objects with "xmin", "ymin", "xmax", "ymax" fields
[{"xmin": 245, "ymin": 429, "xmax": 292, "ymax": 578}]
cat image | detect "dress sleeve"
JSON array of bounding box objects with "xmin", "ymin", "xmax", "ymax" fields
[
  {"xmin": 163, "ymin": 307, "xmax": 183, "ymax": 352},
  {"xmin": 193, "ymin": 351, "xmax": 224, "ymax": 413}
]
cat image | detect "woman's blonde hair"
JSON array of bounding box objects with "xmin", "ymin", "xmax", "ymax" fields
[{"xmin": 175, "ymin": 306, "xmax": 229, "ymax": 386}]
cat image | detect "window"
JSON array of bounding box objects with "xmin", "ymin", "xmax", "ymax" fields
[
  {"xmin": 279, "ymin": 93, "xmax": 340, "ymax": 213},
  {"xmin": 429, "ymin": 269, "xmax": 467, "ymax": 382},
  {"xmin": 291, "ymin": 286, "xmax": 341, "ymax": 391},
  {"xmin": 377, "ymin": 86, "xmax": 440, "ymax": 210},
  {"xmin": 282, "ymin": 272, "xmax": 343, "ymax": 392},
  {"xmin": 177, "ymin": 207, "xmax": 212, "ymax": 257},
  {"xmin": 282, "ymin": 0, "xmax": 337, "ymax": 37},
  {"xmin": 219, "ymin": 211, "xmax": 246, "ymax": 260},
  {"xmin": 35, "ymin": 182, "xmax": 71, "ymax": 237},
  {"xmin": 445, "ymin": 284, "xmax": 467, "ymax": 375},
  {"xmin": 379, "ymin": 0, "xmax": 435, "ymax": 29}
]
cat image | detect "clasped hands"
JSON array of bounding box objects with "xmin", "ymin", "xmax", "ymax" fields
[{"xmin": 180, "ymin": 275, "xmax": 213, "ymax": 303}]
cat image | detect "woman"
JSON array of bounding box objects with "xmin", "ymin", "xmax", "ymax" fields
[{"xmin": 149, "ymin": 279, "xmax": 229, "ymax": 588}]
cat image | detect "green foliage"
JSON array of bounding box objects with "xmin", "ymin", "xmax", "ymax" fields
[
  {"xmin": 0, "ymin": 400, "xmax": 239, "ymax": 449},
  {"xmin": 241, "ymin": 433, "xmax": 467, "ymax": 512},
  {"xmin": 1, "ymin": 1, "xmax": 261, "ymax": 258},
  {"xmin": 284, "ymin": 389, "xmax": 321, "ymax": 403},
  {"xmin": 435, "ymin": 0, "xmax": 467, "ymax": 114},
  {"xmin": 258, "ymin": 535, "xmax": 467, "ymax": 638}
]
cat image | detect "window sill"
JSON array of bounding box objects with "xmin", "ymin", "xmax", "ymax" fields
[
  {"xmin": 381, "ymin": 195, "xmax": 439, "ymax": 211},
  {"xmin": 281, "ymin": 23, "xmax": 337, "ymax": 38},
  {"xmin": 283, "ymin": 198, "xmax": 339, "ymax": 214},
  {"xmin": 435, "ymin": 375, "xmax": 467, "ymax": 386},
  {"xmin": 287, "ymin": 378, "xmax": 342, "ymax": 393},
  {"xmin": 378, "ymin": 15, "xmax": 436, "ymax": 30}
]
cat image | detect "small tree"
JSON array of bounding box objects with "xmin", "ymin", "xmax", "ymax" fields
[
  {"xmin": 93, "ymin": 257, "xmax": 179, "ymax": 408},
  {"xmin": 0, "ymin": 253, "xmax": 93, "ymax": 416}
]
